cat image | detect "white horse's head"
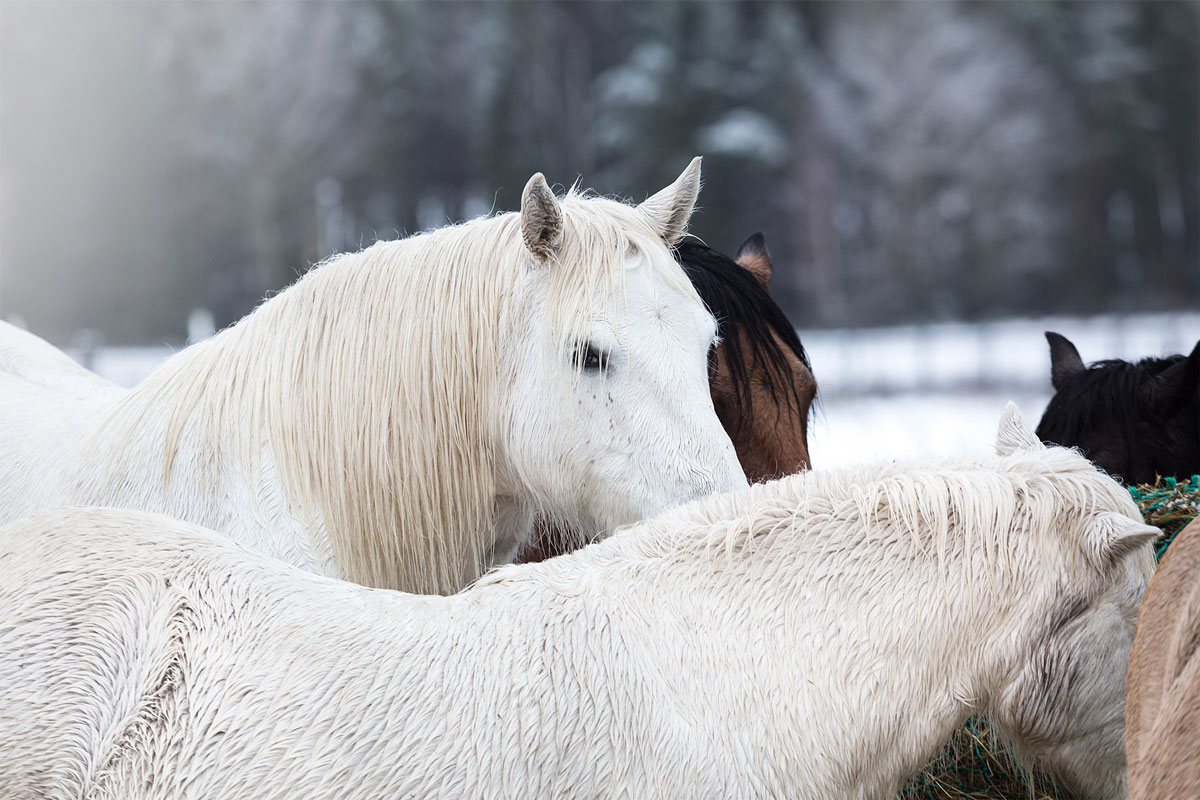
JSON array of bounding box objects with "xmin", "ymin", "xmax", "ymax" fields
[
  {"xmin": 497, "ymin": 158, "xmax": 746, "ymax": 541},
  {"xmin": 988, "ymin": 403, "xmax": 1157, "ymax": 800}
]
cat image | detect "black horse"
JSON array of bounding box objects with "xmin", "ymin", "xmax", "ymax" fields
[{"xmin": 1036, "ymin": 331, "xmax": 1199, "ymax": 484}]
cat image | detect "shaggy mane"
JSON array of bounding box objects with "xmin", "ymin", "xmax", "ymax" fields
[
  {"xmin": 485, "ymin": 447, "xmax": 1151, "ymax": 590},
  {"xmin": 102, "ymin": 191, "xmax": 699, "ymax": 592}
]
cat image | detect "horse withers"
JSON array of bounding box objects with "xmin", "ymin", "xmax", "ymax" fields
[
  {"xmin": 0, "ymin": 405, "xmax": 1153, "ymax": 799},
  {"xmin": 518, "ymin": 232, "xmax": 816, "ymax": 563},
  {"xmin": 1036, "ymin": 332, "xmax": 1199, "ymax": 484},
  {"xmin": 0, "ymin": 158, "xmax": 746, "ymax": 593}
]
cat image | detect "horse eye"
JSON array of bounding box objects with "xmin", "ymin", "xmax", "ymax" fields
[{"xmin": 574, "ymin": 342, "xmax": 609, "ymax": 372}]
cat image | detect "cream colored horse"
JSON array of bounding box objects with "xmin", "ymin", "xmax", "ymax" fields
[
  {"xmin": 0, "ymin": 406, "xmax": 1153, "ymax": 799},
  {"xmin": 1125, "ymin": 516, "xmax": 1200, "ymax": 799},
  {"xmin": 0, "ymin": 159, "xmax": 745, "ymax": 593}
]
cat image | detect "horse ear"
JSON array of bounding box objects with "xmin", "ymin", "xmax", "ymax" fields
[
  {"xmin": 1146, "ymin": 340, "xmax": 1200, "ymax": 410},
  {"xmin": 521, "ymin": 173, "xmax": 564, "ymax": 261},
  {"xmin": 1082, "ymin": 512, "xmax": 1158, "ymax": 571},
  {"xmin": 638, "ymin": 156, "xmax": 702, "ymax": 246},
  {"xmin": 1046, "ymin": 332, "xmax": 1085, "ymax": 391},
  {"xmin": 735, "ymin": 232, "xmax": 772, "ymax": 289},
  {"xmin": 995, "ymin": 401, "xmax": 1044, "ymax": 456},
  {"xmin": 1182, "ymin": 340, "xmax": 1200, "ymax": 403}
]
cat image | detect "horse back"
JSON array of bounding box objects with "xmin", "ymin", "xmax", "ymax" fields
[
  {"xmin": 0, "ymin": 508, "xmax": 194, "ymax": 798},
  {"xmin": 0, "ymin": 321, "xmax": 122, "ymax": 401},
  {"xmin": 1126, "ymin": 516, "xmax": 1200, "ymax": 799}
]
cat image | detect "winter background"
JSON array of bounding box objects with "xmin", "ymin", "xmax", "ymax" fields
[{"xmin": 2, "ymin": 1, "xmax": 1197, "ymax": 467}]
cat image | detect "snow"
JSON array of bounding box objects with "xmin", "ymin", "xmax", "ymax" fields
[
  {"xmin": 75, "ymin": 312, "xmax": 1197, "ymax": 471},
  {"xmin": 807, "ymin": 389, "xmax": 1053, "ymax": 469},
  {"xmin": 798, "ymin": 312, "xmax": 1199, "ymax": 396}
]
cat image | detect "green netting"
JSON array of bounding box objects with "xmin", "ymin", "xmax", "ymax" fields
[
  {"xmin": 899, "ymin": 716, "xmax": 1061, "ymax": 799},
  {"xmin": 900, "ymin": 475, "xmax": 1199, "ymax": 799},
  {"xmin": 1129, "ymin": 474, "xmax": 1200, "ymax": 560}
]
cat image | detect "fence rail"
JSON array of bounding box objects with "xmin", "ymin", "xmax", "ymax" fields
[{"xmin": 62, "ymin": 311, "xmax": 1199, "ymax": 397}]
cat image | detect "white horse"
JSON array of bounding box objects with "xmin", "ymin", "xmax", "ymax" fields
[
  {"xmin": 0, "ymin": 405, "xmax": 1154, "ymax": 799},
  {"xmin": 0, "ymin": 159, "xmax": 746, "ymax": 593}
]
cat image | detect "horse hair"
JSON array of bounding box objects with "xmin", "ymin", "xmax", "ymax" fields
[
  {"xmin": 676, "ymin": 238, "xmax": 812, "ymax": 436},
  {"xmin": 1036, "ymin": 351, "xmax": 1198, "ymax": 482},
  {"xmin": 99, "ymin": 191, "xmax": 699, "ymax": 593}
]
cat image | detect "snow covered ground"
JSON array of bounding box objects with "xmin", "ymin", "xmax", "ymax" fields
[
  {"xmin": 806, "ymin": 389, "xmax": 1053, "ymax": 469},
  {"xmin": 72, "ymin": 311, "xmax": 1197, "ymax": 471},
  {"xmin": 797, "ymin": 311, "xmax": 1197, "ymax": 467}
]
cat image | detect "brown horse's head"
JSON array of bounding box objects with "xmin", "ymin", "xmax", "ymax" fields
[
  {"xmin": 684, "ymin": 234, "xmax": 816, "ymax": 482},
  {"xmin": 517, "ymin": 234, "xmax": 817, "ymax": 565}
]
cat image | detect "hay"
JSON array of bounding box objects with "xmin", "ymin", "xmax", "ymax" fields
[
  {"xmin": 899, "ymin": 717, "xmax": 1060, "ymax": 799},
  {"xmin": 899, "ymin": 474, "xmax": 1200, "ymax": 800},
  {"xmin": 1130, "ymin": 474, "xmax": 1200, "ymax": 559}
]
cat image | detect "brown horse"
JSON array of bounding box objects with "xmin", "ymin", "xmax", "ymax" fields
[
  {"xmin": 517, "ymin": 233, "xmax": 816, "ymax": 563},
  {"xmin": 1126, "ymin": 515, "xmax": 1200, "ymax": 799}
]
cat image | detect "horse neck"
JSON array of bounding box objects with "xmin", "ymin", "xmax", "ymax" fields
[{"xmin": 547, "ymin": 511, "xmax": 1057, "ymax": 796}]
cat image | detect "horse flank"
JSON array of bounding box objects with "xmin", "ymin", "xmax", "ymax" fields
[{"xmin": 100, "ymin": 192, "xmax": 700, "ymax": 593}]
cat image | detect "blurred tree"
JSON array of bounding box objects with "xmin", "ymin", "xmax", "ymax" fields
[
  {"xmin": 993, "ymin": 0, "xmax": 1200, "ymax": 312},
  {"xmin": 153, "ymin": 1, "xmax": 373, "ymax": 326},
  {"xmin": 0, "ymin": 0, "xmax": 1194, "ymax": 343}
]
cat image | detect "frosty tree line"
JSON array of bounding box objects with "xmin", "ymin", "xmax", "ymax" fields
[{"xmin": 1, "ymin": 0, "xmax": 1196, "ymax": 344}]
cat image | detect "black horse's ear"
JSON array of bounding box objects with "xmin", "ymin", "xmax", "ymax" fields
[
  {"xmin": 1046, "ymin": 331, "xmax": 1085, "ymax": 391},
  {"xmin": 1145, "ymin": 340, "xmax": 1200, "ymax": 412},
  {"xmin": 1184, "ymin": 340, "xmax": 1200, "ymax": 397},
  {"xmin": 735, "ymin": 232, "xmax": 772, "ymax": 289}
]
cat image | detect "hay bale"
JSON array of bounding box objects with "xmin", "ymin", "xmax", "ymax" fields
[{"xmin": 899, "ymin": 475, "xmax": 1199, "ymax": 800}]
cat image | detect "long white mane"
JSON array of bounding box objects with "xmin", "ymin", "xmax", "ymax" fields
[{"xmin": 102, "ymin": 191, "xmax": 699, "ymax": 592}]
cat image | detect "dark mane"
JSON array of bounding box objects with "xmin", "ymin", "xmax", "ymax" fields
[
  {"xmin": 676, "ymin": 237, "xmax": 813, "ymax": 433},
  {"xmin": 1036, "ymin": 353, "xmax": 1196, "ymax": 481}
]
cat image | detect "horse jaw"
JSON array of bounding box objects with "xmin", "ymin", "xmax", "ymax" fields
[{"xmin": 990, "ymin": 552, "xmax": 1152, "ymax": 800}]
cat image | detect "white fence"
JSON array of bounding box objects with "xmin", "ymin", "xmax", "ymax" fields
[
  {"xmin": 64, "ymin": 311, "xmax": 1199, "ymax": 398},
  {"xmin": 799, "ymin": 311, "xmax": 1199, "ymax": 398},
  {"xmin": 57, "ymin": 311, "xmax": 1196, "ymax": 467}
]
